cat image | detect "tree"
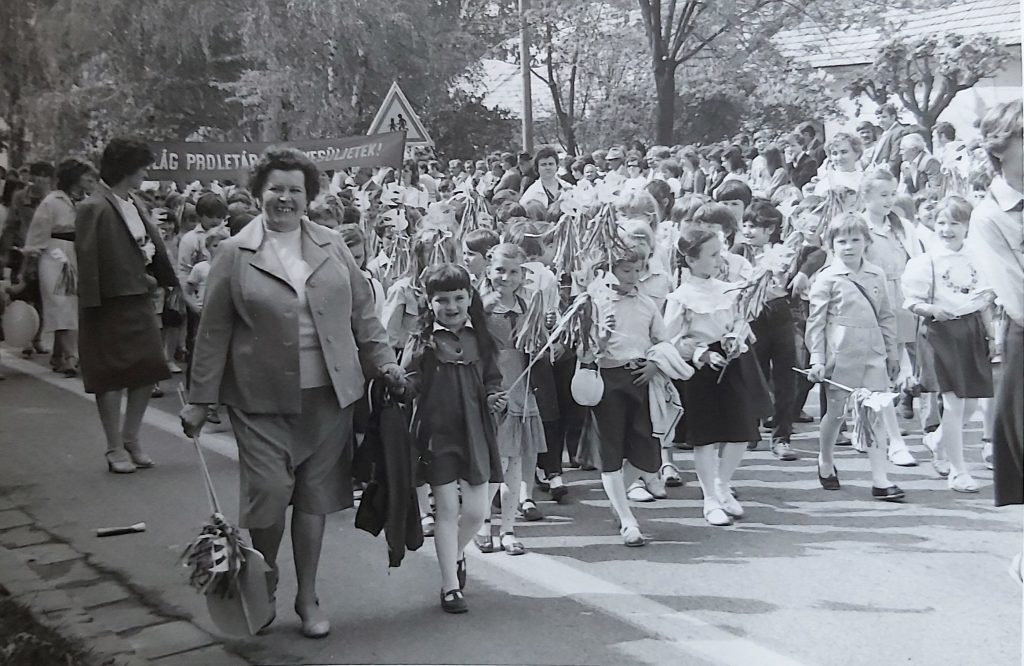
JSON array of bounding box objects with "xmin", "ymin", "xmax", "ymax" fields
[
  {"xmin": 634, "ymin": 0, "xmax": 924, "ymax": 145},
  {"xmin": 845, "ymin": 32, "xmax": 1009, "ymax": 149}
]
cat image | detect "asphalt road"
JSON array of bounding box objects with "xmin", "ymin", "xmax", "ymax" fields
[{"xmin": 1, "ymin": 351, "xmax": 1021, "ymax": 666}]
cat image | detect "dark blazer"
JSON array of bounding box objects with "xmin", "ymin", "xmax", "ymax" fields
[
  {"xmin": 787, "ymin": 154, "xmax": 819, "ymax": 190},
  {"xmin": 75, "ymin": 185, "xmax": 177, "ymax": 309},
  {"xmin": 188, "ymin": 217, "xmax": 395, "ymax": 414},
  {"xmin": 870, "ymin": 122, "xmax": 909, "ymax": 176}
]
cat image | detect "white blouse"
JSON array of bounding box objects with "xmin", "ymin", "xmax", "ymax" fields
[
  {"xmin": 902, "ymin": 245, "xmax": 995, "ymax": 317},
  {"xmin": 664, "ymin": 276, "xmax": 748, "ymax": 366}
]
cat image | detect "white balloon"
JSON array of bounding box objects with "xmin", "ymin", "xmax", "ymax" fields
[{"xmin": 2, "ymin": 301, "xmax": 40, "ymax": 349}]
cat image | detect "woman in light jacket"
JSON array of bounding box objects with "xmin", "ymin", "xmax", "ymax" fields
[
  {"xmin": 180, "ymin": 147, "xmax": 403, "ymax": 639},
  {"xmin": 24, "ymin": 158, "xmax": 97, "ymax": 375}
]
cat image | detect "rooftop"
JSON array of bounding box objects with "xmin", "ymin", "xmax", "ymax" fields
[{"xmin": 775, "ymin": 0, "xmax": 1023, "ymax": 68}]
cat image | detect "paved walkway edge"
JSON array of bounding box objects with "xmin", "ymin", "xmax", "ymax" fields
[{"xmin": 0, "ymin": 496, "xmax": 249, "ymax": 666}]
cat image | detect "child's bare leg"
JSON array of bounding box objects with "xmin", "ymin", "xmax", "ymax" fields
[
  {"xmin": 818, "ymin": 387, "xmax": 847, "ymax": 475},
  {"xmin": 500, "ymin": 456, "xmax": 523, "ymax": 535},
  {"xmin": 431, "ymin": 482, "xmax": 461, "ymax": 593},
  {"xmin": 457, "ymin": 481, "xmax": 491, "ymax": 556}
]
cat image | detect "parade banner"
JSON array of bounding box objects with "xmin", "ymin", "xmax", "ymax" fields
[{"xmin": 147, "ymin": 132, "xmax": 406, "ymax": 180}]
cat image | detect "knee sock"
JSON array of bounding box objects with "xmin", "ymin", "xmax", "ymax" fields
[{"xmin": 600, "ymin": 470, "xmax": 638, "ymax": 528}]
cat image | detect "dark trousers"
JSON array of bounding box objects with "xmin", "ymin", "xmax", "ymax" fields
[
  {"xmin": 537, "ymin": 357, "xmax": 584, "ymax": 476},
  {"xmin": 790, "ymin": 297, "xmax": 815, "ymax": 420},
  {"xmin": 751, "ymin": 299, "xmax": 796, "ymax": 442},
  {"xmin": 184, "ymin": 308, "xmax": 201, "ymax": 389}
]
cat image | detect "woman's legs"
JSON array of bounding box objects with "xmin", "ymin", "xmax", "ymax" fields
[
  {"xmin": 121, "ymin": 384, "xmax": 155, "ymax": 457},
  {"xmin": 431, "ymin": 482, "xmax": 461, "ymax": 593},
  {"xmin": 250, "ymin": 519, "xmax": 288, "ymax": 576},
  {"xmin": 95, "ymin": 390, "xmax": 124, "ymax": 453},
  {"xmin": 291, "ymin": 510, "xmax": 326, "ymax": 607}
]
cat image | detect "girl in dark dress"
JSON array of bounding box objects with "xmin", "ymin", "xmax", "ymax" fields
[{"xmin": 401, "ymin": 263, "xmax": 506, "ymax": 614}]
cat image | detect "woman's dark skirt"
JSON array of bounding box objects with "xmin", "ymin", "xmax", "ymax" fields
[
  {"xmin": 993, "ymin": 320, "xmax": 1023, "ymax": 507},
  {"xmin": 79, "ymin": 294, "xmax": 170, "ymax": 394},
  {"xmin": 682, "ymin": 347, "xmax": 773, "ymax": 446},
  {"xmin": 922, "ymin": 312, "xmax": 994, "ymax": 399}
]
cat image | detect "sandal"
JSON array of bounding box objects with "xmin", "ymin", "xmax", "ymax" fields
[
  {"xmin": 520, "ymin": 499, "xmax": 543, "ymax": 522},
  {"xmin": 123, "ymin": 442, "xmax": 155, "ymax": 469},
  {"xmin": 473, "ymin": 533, "xmax": 497, "ymax": 553},
  {"xmin": 500, "ymin": 532, "xmax": 526, "ymax": 556},
  {"xmin": 105, "ymin": 450, "xmax": 136, "ymax": 474},
  {"xmin": 660, "ymin": 463, "xmax": 683, "ymax": 488}
]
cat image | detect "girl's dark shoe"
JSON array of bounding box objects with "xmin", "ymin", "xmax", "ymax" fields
[
  {"xmin": 441, "ymin": 589, "xmax": 468, "ymax": 614},
  {"xmin": 871, "ymin": 485, "xmax": 906, "ymax": 502},
  {"xmin": 818, "ymin": 465, "xmax": 840, "ymax": 491}
]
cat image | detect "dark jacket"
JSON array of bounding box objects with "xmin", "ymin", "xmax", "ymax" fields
[
  {"xmin": 787, "ymin": 154, "xmax": 819, "ymax": 190},
  {"xmin": 75, "ymin": 185, "xmax": 177, "ymax": 309},
  {"xmin": 354, "ymin": 381, "xmax": 423, "ymax": 568}
]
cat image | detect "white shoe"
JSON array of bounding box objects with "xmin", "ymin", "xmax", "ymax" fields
[
  {"xmin": 717, "ymin": 483, "xmax": 744, "ymax": 518},
  {"xmin": 644, "ymin": 476, "xmax": 667, "ymax": 499},
  {"xmin": 167, "ymin": 361, "xmax": 183, "ymax": 374},
  {"xmin": 626, "ymin": 480, "xmax": 656, "ymax": 502},
  {"xmin": 703, "ymin": 503, "xmax": 732, "ymax": 526},
  {"xmin": 948, "ymin": 471, "xmax": 979, "ymax": 493},
  {"xmin": 921, "ymin": 430, "xmax": 941, "ymax": 455},
  {"xmin": 620, "ymin": 524, "xmax": 645, "ymax": 547},
  {"xmin": 888, "ymin": 445, "xmax": 918, "ymax": 467}
]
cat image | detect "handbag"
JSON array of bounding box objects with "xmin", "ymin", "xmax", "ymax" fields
[
  {"xmin": 162, "ymin": 287, "xmax": 187, "ymax": 328},
  {"xmin": 570, "ymin": 359, "xmax": 604, "ymax": 406}
]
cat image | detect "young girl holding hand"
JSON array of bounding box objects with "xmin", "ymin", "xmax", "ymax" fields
[
  {"xmin": 401, "ymin": 264, "xmax": 506, "ymax": 613},
  {"xmin": 902, "ymin": 196, "xmax": 995, "ymax": 492},
  {"xmin": 476, "ymin": 243, "xmax": 547, "ymax": 555},
  {"xmin": 665, "ymin": 229, "xmax": 772, "ymax": 526},
  {"xmin": 807, "ymin": 214, "xmax": 906, "ymax": 501}
]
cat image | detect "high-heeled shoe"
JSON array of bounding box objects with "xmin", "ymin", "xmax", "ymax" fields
[
  {"xmin": 818, "ymin": 465, "xmax": 840, "ymax": 490},
  {"xmin": 294, "ymin": 599, "xmax": 330, "ymax": 638},
  {"xmin": 123, "ymin": 443, "xmax": 154, "ymax": 468},
  {"xmin": 105, "ymin": 450, "xmax": 136, "ymax": 474}
]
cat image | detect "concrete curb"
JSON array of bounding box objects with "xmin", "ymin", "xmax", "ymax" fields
[{"xmin": 0, "ymin": 497, "xmax": 250, "ymax": 666}]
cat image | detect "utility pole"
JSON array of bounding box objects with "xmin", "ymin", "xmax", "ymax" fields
[{"xmin": 519, "ymin": 0, "xmax": 534, "ymax": 153}]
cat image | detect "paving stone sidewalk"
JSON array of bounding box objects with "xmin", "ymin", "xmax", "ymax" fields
[{"xmin": 0, "ymin": 494, "xmax": 250, "ymax": 666}]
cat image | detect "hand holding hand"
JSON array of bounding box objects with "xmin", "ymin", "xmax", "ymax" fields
[
  {"xmin": 179, "ymin": 404, "xmax": 208, "ymax": 439},
  {"xmin": 487, "ymin": 392, "xmax": 508, "ymax": 414},
  {"xmin": 380, "ymin": 362, "xmax": 407, "ymax": 393}
]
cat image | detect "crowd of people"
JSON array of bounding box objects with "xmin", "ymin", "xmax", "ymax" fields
[{"xmin": 0, "ymin": 100, "xmax": 1020, "ymax": 632}]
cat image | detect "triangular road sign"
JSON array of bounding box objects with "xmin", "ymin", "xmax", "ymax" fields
[{"xmin": 367, "ymin": 82, "xmax": 434, "ymax": 147}]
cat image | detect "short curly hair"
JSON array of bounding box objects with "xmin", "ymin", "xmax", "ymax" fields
[
  {"xmin": 99, "ymin": 137, "xmax": 154, "ymax": 186},
  {"xmin": 248, "ymin": 146, "xmax": 321, "ymax": 201},
  {"xmin": 55, "ymin": 158, "xmax": 95, "ymax": 193}
]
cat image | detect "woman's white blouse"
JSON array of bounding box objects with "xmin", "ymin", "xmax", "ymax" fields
[{"xmin": 902, "ymin": 245, "xmax": 994, "ymax": 316}]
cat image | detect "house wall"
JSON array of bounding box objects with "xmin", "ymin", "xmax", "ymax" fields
[{"xmin": 819, "ymin": 44, "xmax": 1022, "ymax": 143}]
